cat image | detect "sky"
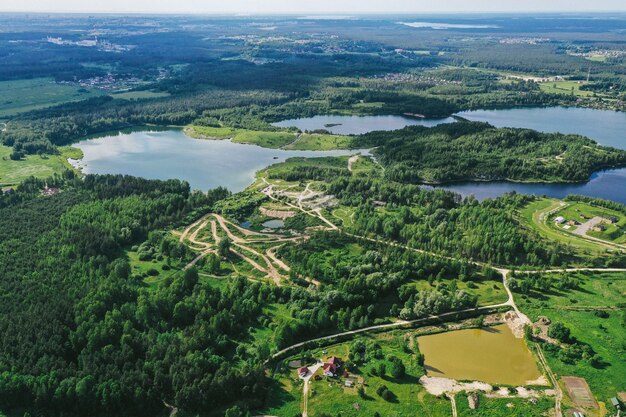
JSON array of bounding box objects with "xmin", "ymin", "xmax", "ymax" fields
[{"xmin": 1, "ymin": 0, "xmax": 626, "ymax": 14}]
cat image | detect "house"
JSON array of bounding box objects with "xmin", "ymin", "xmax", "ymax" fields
[
  {"xmin": 1, "ymin": 187, "xmax": 13, "ymax": 195},
  {"xmin": 344, "ymin": 380, "xmax": 354, "ymax": 387},
  {"xmin": 327, "ymin": 356, "xmax": 343, "ymax": 368},
  {"xmin": 554, "ymin": 216, "xmax": 566, "ymax": 224},
  {"xmin": 322, "ymin": 356, "xmax": 343, "ymax": 377},
  {"xmin": 323, "ymin": 363, "xmax": 337, "ymax": 377},
  {"xmin": 298, "ymin": 367, "xmax": 309, "ymax": 378}
]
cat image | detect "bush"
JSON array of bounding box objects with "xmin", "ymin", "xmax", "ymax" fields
[{"xmin": 146, "ymin": 268, "xmax": 160, "ymax": 276}]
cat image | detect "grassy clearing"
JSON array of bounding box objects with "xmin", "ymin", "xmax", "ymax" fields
[
  {"xmin": 538, "ymin": 81, "xmax": 595, "ymax": 97},
  {"xmin": 517, "ymin": 272, "xmax": 626, "ymax": 404},
  {"xmin": 127, "ymin": 250, "xmax": 181, "ymax": 287},
  {"xmin": 284, "ymin": 133, "xmax": 354, "ymax": 150},
  {"xmin": 349, "ymin": 155, "xmax": 382, "ymax": 175},
  {"xmin": 408, "ymin": 278, "xmax": 508, "ymax": 306},
  {"xmin": 0, "ymin": 145, "xmax": 82, "ymax": 186},
  {"xmin": 558, "ymin": 202, "xmax": 626, "ymax": 244},
  {"xmin": 185, "ymin": 125, "xmax": 296, "ymax": 148},
  {"xmin": 0, "ymin": 78, "xmax": 103, "ymax": 117},
  {"xmin": 519, "ymin": 199, "xmax": 612, "ymax": 255},
  {"xmin": 456, "ymin": 394, "xmax": 554, "ymax": 417},
  {"xmin": 186, "ymin": 125, "xmax": 355, "ymax": 150},
  {"xmin": 111, "ymin": 90, "xmax": 171, "ymax": 100}
]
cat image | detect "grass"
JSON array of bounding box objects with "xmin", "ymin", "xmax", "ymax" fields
[
  {"xmin": 186, "ymin": 125, "xmax": 355, "ymax": 150},
  {"xmin": 456, "ymin": 394, "xmax": 554, "ymax": 417},
  {"xmin": 538, "ymin": 81, "xmax": 596, "ymax": 98},
  {"xmin": 186, "ymin": 125, "xmax": 296, "ymax": 148},
  {"xmin": 349, "ymin": 155, "xmax": 382, "ymax": 175},
  {"xmin": 0, "ymin": 145, "xmax": 82, "ymax": 187},
  {"xmin": 557, "ymin": 202, "xmax": 626, "ymax": 244},
  {"xmin": 283, "ymin": 133, "xmax": 354, "ymax": 150},
  {"xmin": 264, "ymin": 332, "xmax": 452, "ymax": 417},
  {"xmin": 519, "ymin": 198, "xmax": 612, "ymax": 255},
  {"xmin": 127, "ymin": 250, "xmax": 180, "ymax": 287},
  {"xmin": 111, "ymin": 90, "xmax": 171, "ymax": 100},
  {"xmin": 408, "ymin": 278, "xmax": 508, "ymax": 307},
  {"xmin": 0, "ymin": 78, "xmax": 103, "ymax": 117},
  {"xmin": 261, "ymin": 155, "xmax": 350, "ymax": 179},
  {"xmin": 516, "ymin": 272, "xmax": 626, "ymax": 405}
]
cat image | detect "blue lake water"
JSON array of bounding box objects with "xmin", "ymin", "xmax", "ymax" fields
[
  {"xmin": 272, "ymin": 114, "xmax": 456, "ymax": 135},
  {"xmin": 457, "ymin": 106, "xmax": 626, "ymax": 149},
  {"xmin": 72, "ymin": 108, "xmax": 626, "ymax": 205},
  {"xmin": 72, "ymin": 129, "xmax": 369, "ymax": 192},
  {"xmin": 449, "ymin": 107, "xmax": 626, "ymax": 203}
]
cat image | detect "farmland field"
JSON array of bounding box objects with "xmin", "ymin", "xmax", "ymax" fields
[{"xmin": 0, "ymin": 78, "xmax": 102, "ymax": 117}]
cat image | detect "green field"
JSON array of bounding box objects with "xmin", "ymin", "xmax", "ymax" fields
[
  {"xmin": 519, "ymin": 199, "xmax": 616, "ymax": 255},
  {"xmin": 557, "ymin": 202, "xmax": 626, "ymax": 244},
  {"xmin": 456, "ymin": 394, "xmax": 554, "ymax": 417},
  {"xmin": 186, "ymin": 125, "xmax": 355, "ymax": 150},
  {"xmin": 517, "ymin": 272, "xmax": 626, "ymax": 405},
  {"xmin": 0, "ymin": 78, "xmax": 103, "ymax": 117},
  {"xmin": 283, "ymin": 133, "xmax": 353, "ymax": 150},
  {"xmin": 0, "ymin": 145, "xmax": 81, "ymax": 186},
  {"xmin": 539, "ymin": 81, "xmax": 596, "ymax": 97}
]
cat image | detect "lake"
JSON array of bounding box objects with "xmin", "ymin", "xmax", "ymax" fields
[
  {"xmin": 446, "ymin": 107, "xmax": 626, "ymax": 204},
  {"xmin": 433, "ymin": 168, "xmax": 626, "ymax": 205},
  {"xmin": 71, "ymin": 129, "xmax": 369, "ymax": 192},
  {"xmin": 458, "ymin": 106, "xmax": 626, "ymax": 149},
  {"xmin": 418, "ymin": 324, "xmax": 543, "ymax": 386},
  {"xmin": 272, "ymin": 114, "xmax": 456, "ymax": 135}
]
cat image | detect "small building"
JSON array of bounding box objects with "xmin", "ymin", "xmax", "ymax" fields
[
  {"xmin": 298, "ymin": 367, "xmax": 309, "ymax": 378},
  {"xmin": 327, "ymin": 356, "xmax": 343, "ymax": 367},
  {"xmin": 610, "ymin": 397, "xmax": 621, "ymax": 409},
  {"xmin": 554, "ymin": 216, "xmax": 566, "ymax": 224},
  {"xmin": 344, "ymin": 380, "xmax": 354, "ymax": 387},
  {"xmin": 323, "ymin": 363, "xmax": 337, "ymax": 377},
  {"xmin": 1, "ymin": 187, "xmax": 13, "ymax": 195}
]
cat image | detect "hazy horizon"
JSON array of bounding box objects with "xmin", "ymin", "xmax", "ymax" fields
[{"xmin": 2, "ymin": 0, "xmax": 626, "ymax": 14}]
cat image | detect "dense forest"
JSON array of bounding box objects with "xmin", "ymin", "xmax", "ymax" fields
[{"xmin": 358, "ymin": 122, "xmax": 626, "ymax": 183}]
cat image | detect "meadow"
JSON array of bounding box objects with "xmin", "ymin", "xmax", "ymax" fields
[
  {"xmin": 0, "ymin": 145, "xmax": 81, "ymax": 186},
  {"xmin": 517, "ymin": 271, "xmax": 626, "ymax": 405},
  {"xmin": 0, "ymin": 78, "xmax": 102, "ymax": 117}
]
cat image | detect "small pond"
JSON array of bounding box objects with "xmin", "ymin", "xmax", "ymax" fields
[
  {"xmin": 261, "ymin": 219, "xmax": 285, "ymax": 229},
  {"xmin": 418, "ymin": 324, "xmax": 542, "ymax": 386}
]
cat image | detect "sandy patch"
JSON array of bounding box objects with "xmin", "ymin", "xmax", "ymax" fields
[{"xmin": 419, "ymin": 376, "xmax": 492, "ymax": 396}]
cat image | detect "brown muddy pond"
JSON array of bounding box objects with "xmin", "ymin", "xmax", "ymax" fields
[{"xmin": 418, "ymin": 324, "xmax": 542, "ymax": 386}]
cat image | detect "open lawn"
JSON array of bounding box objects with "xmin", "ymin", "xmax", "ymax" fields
[
  {"xmin": 283, "ymin": 133, "xmax": 354, "ymax": 150},
  {"xmin": 456, "ymin": 394, "xmax": 554, "ymax": 417},
  {"xmin": 0, "ymin": 145, "xmax": 82, "ymax": 186},
  {"xmin": 186, "ymin": 125, "xmax": 297, "ymax": 148},
  {"xmin": 539, "ymin": 81, "xmax": 596, "ymax": 97},
  {"xmin": 0, "ymin": 78, "xmax": 103, "ymax": 117},
  {"xmin": 517, "ymin": 272, "xmax": 626, "ymax": 406},
  {"xmin": 186, "ymin": 125, "xmax": 355, "ymax": 150},
  {"xmin": 519, "ymin": 199, "xmax": 617, "ymax": 256}
]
